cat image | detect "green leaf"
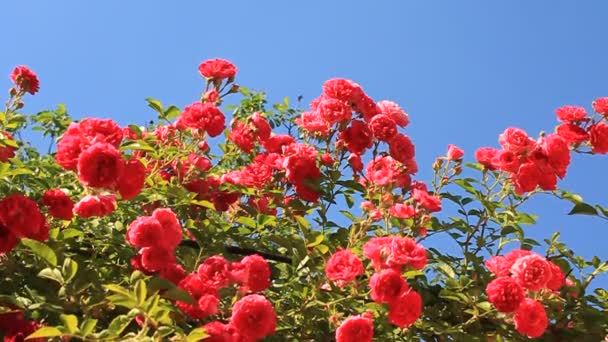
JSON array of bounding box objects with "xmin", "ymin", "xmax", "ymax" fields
[
  {"xmin": 146, "ymin": 97, "xmax": 163, "ymax": 114},
  {"xmin": 80, "ymin": 319, "xmax": 98, "ymax": 336},
  {"xmin": 60, "ymin": 314, "xmax": 79, "ymax": 334},
  {"xmin": 163, "ymin": 287, "xmax": 194, "ymax": 304},
  {"xmin": 568, "ymin": 202, "xmax": 598, "ymax": 216},
  {"xmin": 127, "ymin": 124, "xmax": 142, "ymax": 138},
  {"xmin": 306, "ymin": 233, "xmax": 324, "ymax": 248},
  {"xmin": 104, "ymin": 284, "xmax": 133, "ymax": 297},
  {"xmin": 26, "ymin": 327, "xmax": 63, "ymax": 339},
  {"xmin": 187, "ymin": 327, "xmax": 209, "ymax": 342},
  {"xmin": 38, "ymin": 268, "xmax": 64, "ymax": 284},
  {"xmin": 236, "ymin": 216, "xmax": 256, "ymax": 229},
  {"xmin": 134, "ymin": 279, "xmax": 147, "ymax": 306},
  {"xmin": 57, "ymin": 228, "xmax": 83, "ymax": 240},
  {"xmin": 107, "ymin": 315, "xmax": 133, "ymax": 337},
  {"xmin": 21, "ymin": 238, "xmax": 57, "ymax": 266},
  {"xmin": 62, "ymin": 258, "xmax": 78, "ymax": 283},
  {"xmin": 164, "ymin": 106, "xmax": 181, "ymax": 120}
]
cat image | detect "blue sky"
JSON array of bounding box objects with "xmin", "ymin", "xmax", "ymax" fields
[{"xmin": 2, "ymin": 1, "xmax": 607, "ymax": 284}]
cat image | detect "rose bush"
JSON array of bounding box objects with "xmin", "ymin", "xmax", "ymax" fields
[{"xmin": 0, "ymin": 61, "xmax": 607, "ymax": 341}]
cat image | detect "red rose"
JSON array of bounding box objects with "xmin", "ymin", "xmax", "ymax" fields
[
  {"xmin": 204, "ymin": 89, "xmax": 219, "ymax": 103},
  {"xmin": 555, "ymin": 105, "xmax": 587, "ymax": 123},
  {"xmin": 369, "ymin": 269, "xmax": 409, "ymax": 304},
  {"xmin": 0, "ymin": 228, "xmax": 18, "ymax": 254},
  {"xmin": 514, "ymin": 298, "xmax": 548, "ymax": 338},
  {"xmin": 494, "ymin": 150, "xmax": 521, "ymax": 173},
  {"xmin": 389, "ymin": 204, "xmax": 416, "ymax": 219},
  {"xmin": 0, "ymin": 132, "xmax": 16, "ymax": 162},
  {"xmin": 198, "ymin": 58, "xmax": 238, "ymax": 80},
  {"xmin": 251, "ymin": 112, "xmax": 272, "ymax": 141},
  {"xmin": 317, "ymin": 98, "xmax": 352, "ymax": 125},
  {"xmin": 498, "ymin": 128, "xmax": 534, "ymax": 154},
  {"xmin": 365, "ymin": 156, "xmax": 399, "ymax": 186},
  {"xmin": 322, "ymin": 78, "xmax": 364, "ymax": 103},
  {"xmin": 126, "ymin": 216, "xmax": 164, "ymax": 249},
  {"xmin": 377, "ymin": 100, "xmax": 409, "ymax": 127},
  {"xmin": 369, "ymin": 114, "xmax": 397, "ymax": 141},
  {"xmin": 592, "ymin": 97, "xmax": 608, "ymax": 115},
  {"xmin": 387, "ymin": 290, "xmax": 422, "ymax": 328},
  {"xmin": 510, "ymin": 254, "xmax": 552, "ymax": 291},
  {"xmin": 197, "ymin": 294, "xmax": 220, "ymax": 318},
  {"xmin": 230, "ymin": 294, "xmax": 276, "ymax": 340},
  {"xmin": 388, "ymin": 133, "xmax": 415, "ymax": 164},
  {"xmin": 589, "ymin": 122, "xmax": 608, "ymax": 154},
  {"xmin": 10, "ymin": 65, "xmax": 39, "ymax": 94},
  {"xmin": 229, "ymin": 121, "xmax": 255, "ymax": 153},
  {"xmin": 363, "ymin": 236, "xmax": 394, "ymax": 270},
  {"xmin": 262, "ymin": 134, "xmax": 295, "ymax": 153},
  {"xmin": 78, "ymin": 118, "xmax": 123, "ymax": 148},
  {"xmin": 55, "ymin": 133, "xmax": 83, "ymax": 171},
  {"xmin": 446, "ymin": 144, "xmax": 464, "ymax": 160},
  {"xmin": 348, "ymin": 153, "xmax": 363, "ymax": 173},
  {"xmin": 176, "ymin": 102, "xmax": 226, "ymax": 137},
  {"xmin": 73, "ymin": 195, "xmax": 116, "ymax": 218},
  {"xmin": 42, "ymin": 189, "xmax": 74, "ymax": 220},
  {"xmin": 412, "ymin": 188, "xmax": 441, "ymax": 212},
  {"xmin": 202, "ymin": 321, "xmax": 240, "ymax": 342},
  {"xmin": 486, "ymin": 277, "xmax": 525, "ymax": 312},
  {"xmin": 325, "ymin": 249, "xmax": 364, "ymax": 287},
  {"xmin": 0, "ymin": 194, "xmax": 46, "ymax": 239},
  {"xmin": 295, "ymin": 110, "xmax": 330, "ymax": 136},
  {"xmin": 139, "ymin": 246, "xmax": 176, "ymax": 272},
  {"xmin": 511, "ymin": 162, "xmax": 541, "ymax": 195},
  {"xmin": 387, "ymin": 236, "xmax": 427, "ymax": 270},
  {"xmin": 77, "ymin": 142, "xmax": 124, "ymax": 189},
  {"xmin": 355, "ymin": 94, "xmax": 380, "ymax": 122},
  {"xmin": 335, "ymin": 315, "xmax": 374, "ymax": 342},
  {"xmin": 541, "ymin": 133, "xmax": 570, "ymax": 179},
  {"xmin": 556, "ymin": 123, "xmax": 588, "ymax": 145},
  {"xmin": 158, "ymin": 262, "xmax": 186, "ymax": 284},
  {"xmin": 230, "ymin": 254, "xmax": 271, "ymax": 293},
  {"xmin": 117, "ymin": 158, "xmax": 146, "ymax": 200},
  {"xmin": 546, "ymin": 261, "xmax": 565, "ymax": 291},
  {"xmin": 475, "ymin": 147, "xmax": 499, "ymax": 170},
  {"xmin": 338, "ymin": 120, "xmax": 373, "ymax": 154},
  {"xmin": 197, "ymin": 255, "xmax": 231, "ymax": 290}
]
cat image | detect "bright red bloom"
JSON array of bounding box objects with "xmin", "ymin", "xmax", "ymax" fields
[
  {"xmin": 251, "ymin": 112, "xmax": 272, "ymax": 141},
  {"xmin": 197, "ymin": 293, "xmax": 220, "ymax": 318},
  {"xmin": 77, "ymin": 142, "xmax": 124, "ymax": 188},
  {"xmin": 42, "ymin": 189, "xmax": 74, "ymax": 220},
  {"xmin": 387, "ymin": 290, "xmax": 422, "ymax": 328},
  {"xmin": 369, "ymin": 114, "xmax": 397, "ymax": 141},
  {"xmin": 493, "ymin": 150, "xmax": 521, "ymax": 173},
  {"xmin": 116, "ymin": 158, "xmax": 146, "ymax": 200},
  {"xmin": 555, "ymin": 105, "xmax": 587, "ymax": 123},
  {"xmin": 511, "ymin": 162, "xmax": 542, "ymax": 195},
  {"xmin": 317, "ymin": 98, "xmax": 351, "ymax": 125},
  {"xmin": 475, "ymin": 147, "xmax": 499, "ymax": 170},
  {"xmin": 486, "ymin": 277, "xmax": 525, "ymax": 313},
  {"xmin": 139, "ymin": 246, "xmax": 176, "ymax": 272},
  {"xmin": 389, "ymin": 204, "xmax": 416, "ymax": 219},
  {"xmin": 355, "ymin": 94, "xmax": 380, "ymax": 122},
  {"xmin": 369, "ymin": 269, "xmax": 409, "ymax": 304},
  {"xmin": 199, "ymin": 58, "xmax": 238, "ymax": 80},
  {"xmin": 546, "ymin": 261, "xmax": 566, "ymax": 291},
  {"xmin": 230, "ymin": 254, "xmax": 271, "ymax": 293},
  {"xmin": 78, "ymin": 118, "xmax": 124, "ymax": 148},
  {"xmin": 176, "ymin": 102, "xmax": 226, "ymax": 137},
  {"xmin": 593, "ymin": 97, "xmax": 608, "ymax": 115},
  {"xmin": 363, "ymin": 236, "xmax": 394, "ymax": 270},
  {"xmin": 365, "ymin": 156, "xmax": 399, "ymax": 186},
  {"xmin": 556, "ymin": 123, "xmax": 588, "ymax": 145},
  {"xmin": 388, "ymin": 133, "xmax": 415, "ymax": 164},
  {"xmin": 447, "ymin": 144, "xmax": 464, "ymax": 160},
  {"xmin": 499, "ymin": 128, "xmax": 534, "ymax": 154},
  {"xmin": 295, "ymin": 110, "xmax": 330, "ymax": 136},
  {"xmin": 348, "ymin": 153, "xmax": 363, "ymax": 173},
  {"xmin": 188, "ymin": 153, "xmax": 212, "ymax": 172},
  {"xmin": 198, "ymin": 255, "xmax": 231, "ymax": 290},
  {"xmin": 377, "ymin": 100, "xmax": 409, "ymax": 127},
  {"xmin": 0, "ymin": 311, "xmax": 44, "ymax": 342},
  {"xmin": 335, "ymin": 315, "xmax": 374, "ymax": 342},
  {"xmin": 73, "ymin": 195, "xmax": 116, "ymax": 218},
  {"xmin": 0, "ymin": 132, "xmax": 16, "ymax": 162},
  {"xmin": 541, "ymin": 133, "xmax": 571, "ymax": 179},
  {"xmin": 514, "ymin": 298, "xmax": 548, "ymax": 338},
  {"xmin": 412, "ymin": 188, "xmax": 441, "ymax": 212},
  {"xmin": 322, "ymin": 78, "xmax": 364, "ymax": 103},
  {"xmin": 510, "ymin": 254, "xmax": 552, "ymax": 291},
  {"xmin": 229, "ymin": 121, "xmax": 255, "ymax": 153},
  {"xmin": 338, "ymin": 120, "xmax": 373, "ymax": 154},
  {"xmin": 202, "ymin": 321, "xmax": 240, "ymax": 342},
  {"xmin": 10, "ymin": 65, "xmax": 39, "ymax": 94},
  {"xmin": 262, "ymin": 134, "xmax": 295, "ymax": 153},
  {"xmin": 387, "ymin": 236, "xmax": 427, "ymax": 270},
  {"xmin": 325, "ymin": 249, "xmax": 364, "ymax": 287},
  {"xmin": 0, "ymin": 228, "xmax": 18, "ymax": 254},
  {"xmin": 0, "ymin": 194, "xmax": 46, "ymax": 239},
  {"xmin": 158, "ymin": 262, "xmax": 186, "ymax": 284},
  {"xmin": 589, "ymin": 122, "xmax": 608, "ymax": 154},
  {"xmin": 230, "ymin": 294, "xmax": 276, "ymax": 340}
]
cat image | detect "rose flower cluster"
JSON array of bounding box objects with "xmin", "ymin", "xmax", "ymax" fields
[
  {"xmin": 326, "ymin": 235, "xmax": 427, "ymax": 341},
  {"xmin": 485, "ymin": 249, "xmax": 566, "ymax": 338}
]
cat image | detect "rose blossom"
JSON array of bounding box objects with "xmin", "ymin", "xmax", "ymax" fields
[
  {"xmin": 198, "ymin": 58, "xmax": 237, "ymax": 79},
  {"xmin": 514, "ymin": 298, "xmax": 548, "ymax": 338},
  {"xmin": 230, "ymin": 294, "xmax": 276, "ymax": 340},
  {"xmin": 335, "ymin": 315, "xmax": 374, "ymax": 342},
  {"xmin": 325, "ymin": 249, "xmax": 364, "ymax": 287},
  {"xmin": 486, "ymin": 277, "xmax": 525, "ymax": 312}
]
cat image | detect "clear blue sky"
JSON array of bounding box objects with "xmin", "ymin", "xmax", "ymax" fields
[{"xmin": 2, "ymin": 1, "xmax": 607, "ymax": 284}]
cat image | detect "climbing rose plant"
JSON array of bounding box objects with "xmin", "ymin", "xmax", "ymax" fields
[{"xmin": 0, "ymin": 60, "xmax": 607, "ymax": 341}]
